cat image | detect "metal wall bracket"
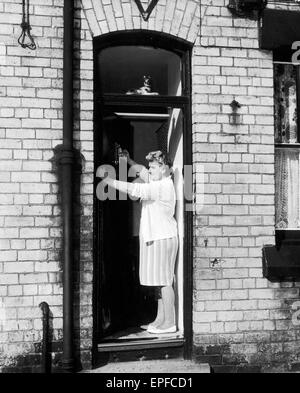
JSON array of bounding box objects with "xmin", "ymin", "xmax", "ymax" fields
[
  {"xmin": 227, "ymin": 0, "xmax": 267, "ymax": 18},
  {"xmin": 134, "ymin": 0, "xmax": 159, "ymax": 21}
]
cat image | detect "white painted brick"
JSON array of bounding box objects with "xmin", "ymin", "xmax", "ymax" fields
[
  {"xmin": 19, "ymin": 274, "xmax": 48, "ymax": 285},
  {"xmin": 20, "ymin": 228, "xmax": 49, "ymax": 239},
  {"xmin": 0, "ymin": 274, "xmax": 18, "ymax": 285},
  {"xmin": 218, "ymin": 311, "xmax": 243, "ymax": 321}
]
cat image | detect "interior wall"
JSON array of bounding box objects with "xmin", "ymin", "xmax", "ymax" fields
[{"xmin": 168, "ymin": 109, "xmax": 184, "ymax": 332}]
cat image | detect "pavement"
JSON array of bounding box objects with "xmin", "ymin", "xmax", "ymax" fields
[{"xmin": 81, "ymin": 360, "xmax": 211, "ymax": 374}]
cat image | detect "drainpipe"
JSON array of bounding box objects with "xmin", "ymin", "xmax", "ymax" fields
[{"xmin": 60, "ymin": 0, "xmax": 75, "ymax": 373}]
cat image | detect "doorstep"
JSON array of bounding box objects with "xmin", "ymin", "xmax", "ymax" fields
[{"xmin": 81, "ymin": 359, "xmax": 211, "ymax": 373}]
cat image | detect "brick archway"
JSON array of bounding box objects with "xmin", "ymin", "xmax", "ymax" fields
[{"xmin": 81, "ymin": 0, "xmax": 200, "ymax": 43}]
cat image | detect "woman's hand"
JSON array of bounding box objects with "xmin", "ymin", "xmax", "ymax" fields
[
  {"xmin": 119, "ymin": 149, "xmax": 130, "ymax": 160},
  {"xmin": 119, "ymin": 149, "xmax": 137, "ymax": 167},
  {"xmin": 102, "ymin": 175, "xmax": 114, "ymax": 187}
]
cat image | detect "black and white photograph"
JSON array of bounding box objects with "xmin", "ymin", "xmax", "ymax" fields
[{"xmin": 0, "ymin": 0, "xmax": 300, "ymax": 377}]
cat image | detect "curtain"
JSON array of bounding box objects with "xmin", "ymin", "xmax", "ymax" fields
[
  {"xmin": 275, "ymin": 148, "xmax": 300, "ymax": 229},
  {"xmin": 274, "ymin": 63, "xmax": 298, "ymax": 144}
]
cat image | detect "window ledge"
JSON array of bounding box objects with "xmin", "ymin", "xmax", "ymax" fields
[
  {"xmin": 263, "ymin": 244, "xmax": 300, "ymax": 282},
  {"xmin": 275, "ymin": 143, "xmax": 300, "ymax": 148}
]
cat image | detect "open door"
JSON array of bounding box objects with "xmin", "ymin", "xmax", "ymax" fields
[
  {"xmin": 96, "ymin": 106, "xmax": 185, "ymax": 341},
  {"xmin": 98, "ymin": 114, "xmax": 158, "ymax": 339},
  {"xmin": 93, "ymin": 32, "xmax": 193, "ymax": 362}
]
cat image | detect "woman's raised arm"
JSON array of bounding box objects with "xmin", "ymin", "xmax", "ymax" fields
[
  {"xmin": 103, "ymin": 176, "xmax": 171, "ymax": 202},
  {"xmin": 121, "ymin": 149, "xmax": 149, "ymax": 183}
]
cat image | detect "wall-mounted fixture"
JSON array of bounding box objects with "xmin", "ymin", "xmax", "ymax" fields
[
  {"xmin": 227, "ymin": 0, "xmax": 267, "ymax": 18},
  {"xmin": 18, "ymin": 0, "xmax": 36, "ymax": 50},
  {"xmin": 229, "ymin": 100, "xmax": 242, "ymax": 125},
  {"xmin": 210, "ymin": 258, "xmax": 224, "ymax": 271},
  {"xmin": 134, "ymin": 0, "xmax": 159, "ymax": 21}
]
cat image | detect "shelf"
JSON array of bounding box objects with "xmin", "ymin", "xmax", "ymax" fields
[
  {"xmin": 114, "ymin": 112, "xmax": 170, "ymax": 120},
  {"xmin": 97, "ymin": 93, "xmax": 189, "ymax": 108}
]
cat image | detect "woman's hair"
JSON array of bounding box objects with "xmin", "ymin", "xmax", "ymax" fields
[{"xmin": 146, "ymin": 150, "xmax": 173, "ymax": 168}]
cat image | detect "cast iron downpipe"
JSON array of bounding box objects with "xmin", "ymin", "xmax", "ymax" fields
[{"xmin": 60, "ymin": 0, "xmax": 75, "ymax": 373}]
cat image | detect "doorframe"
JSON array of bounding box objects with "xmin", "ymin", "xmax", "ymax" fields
[{"xmin": 92, "ymin": 30, "xmax": 194, "ymax": 365}]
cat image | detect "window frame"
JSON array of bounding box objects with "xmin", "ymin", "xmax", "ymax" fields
[
  {"xmin": 93, "ymin": 30, "xmax": 192, "ymax": 100},
  {"xmin": 274, "ymin": 57, "xmax": 300, "ymax": 246}
]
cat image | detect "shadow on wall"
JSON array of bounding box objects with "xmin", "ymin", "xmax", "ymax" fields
[{"xmin": 0, "ymin": 306, "xmax": 57, "ymax": 373}]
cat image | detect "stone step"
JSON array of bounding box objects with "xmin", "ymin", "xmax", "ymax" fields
[{"xmin": 82, "ymin": 360, "xmax": 211, "ymax": 374}]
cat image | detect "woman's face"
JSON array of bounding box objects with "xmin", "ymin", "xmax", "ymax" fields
[{"xmin": 148, "ymin": 162, "xmax": 164, "ymax": 181}]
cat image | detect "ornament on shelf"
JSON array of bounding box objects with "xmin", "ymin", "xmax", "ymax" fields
[{"xmin": 126, "ymin": 76, "xmax": 159, "ymax": 96}]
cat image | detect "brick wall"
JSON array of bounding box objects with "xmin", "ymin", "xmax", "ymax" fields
[
  {"xmin": 193, "ymin": 0, "xmax": 300, "ymax": 372},
  {"xmin": 0, "ymin": 0, "xmax": 62, "ymax": 371},
  {"xmin": 0, "ymin": 0, "xmax": 300, "ymax": 373},
  {"xmin": 0, "ymin": 0, "xmax": 93, "ymax": 372}
]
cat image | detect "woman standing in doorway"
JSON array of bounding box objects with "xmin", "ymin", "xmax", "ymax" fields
[{"xmin": 101, "ymin": 150, "xmax": 179, "ymax": 334}]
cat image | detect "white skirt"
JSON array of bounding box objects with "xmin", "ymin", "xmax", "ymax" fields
[{"xmin": 139, "ymin": 236, "xmax": 179, "ymax": 286}]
